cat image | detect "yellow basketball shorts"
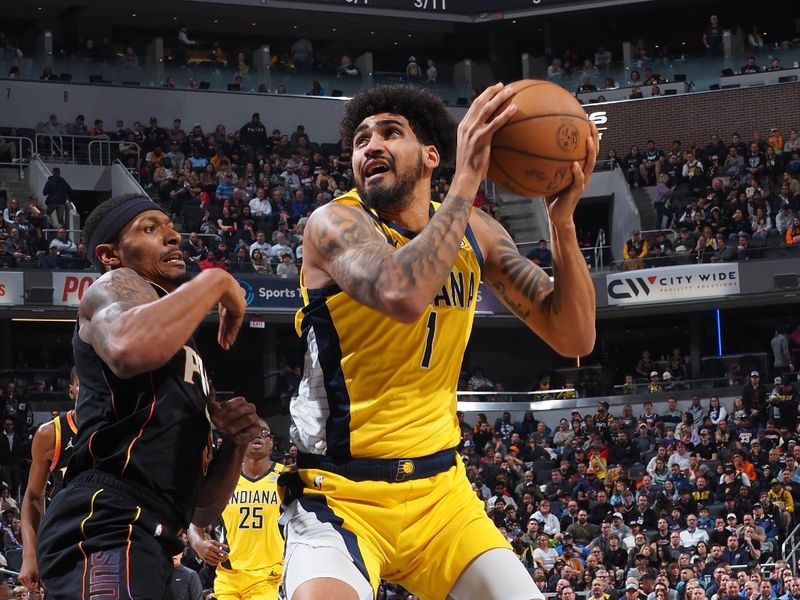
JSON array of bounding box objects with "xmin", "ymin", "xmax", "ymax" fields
[
  {"xmin": 214, "ymin": 567, "xmax": 281, "ymax": 600},
  {"xmin": 278, "ymin": 455, "xmax": 510, "ymax": 600}
]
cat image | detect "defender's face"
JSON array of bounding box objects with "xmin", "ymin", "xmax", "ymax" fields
[{"xmin": 112, "ymin": 210, "xmax": 187, "ymax": 291}]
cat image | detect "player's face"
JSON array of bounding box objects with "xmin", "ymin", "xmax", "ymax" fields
[
  {"xmin": 352, "ymin": 113, "xmax": 436, "ymax": 211},
  {"xmin": 69, "ymin": 374, "xmax": 80, "ymax": 402},
  {"xmin": 113, "ymin": 211, "xmax": 189, "ymax": 291},
  {"xmin": 246, "ymin": 420, "xmax": 272, "ymax": 459}
]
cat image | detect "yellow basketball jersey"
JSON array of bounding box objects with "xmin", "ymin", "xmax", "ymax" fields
[
  {"xmin": 292, "ymin": 190, "xmax": 483, "ymax": 459},
  {"xmin": 218, "ymin": 463, "xmax": 285, "ymax": 576}
]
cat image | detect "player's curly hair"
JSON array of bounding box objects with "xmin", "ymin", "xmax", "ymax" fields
[{"xmin": 339, "ymin": 84, "xmax": 458, "ymax": 168}]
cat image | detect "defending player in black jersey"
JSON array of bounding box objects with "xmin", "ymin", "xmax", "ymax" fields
[
  {"xmin": 19, "ymin": 368, "xmax": 79, "ymax": 590},
  {"xmin": 36, "ymin": 194, "xmax": 261, "ymax": 600}
]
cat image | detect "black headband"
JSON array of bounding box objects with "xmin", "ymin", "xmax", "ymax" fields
[{"xmin": 89, "ymin": 197, "xmax": 163, "ymax": 270}]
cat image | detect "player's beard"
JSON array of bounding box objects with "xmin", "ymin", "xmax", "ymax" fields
[
  {"xmin": 168, "ymin": 269, "xmax": 194, "ymax": 287},
  {"xmin": 357, "ymin": 151, "xmax": 424, "ymax": 212}
]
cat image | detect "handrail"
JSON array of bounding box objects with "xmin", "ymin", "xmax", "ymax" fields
[
  {"xmin": 112, "ymin": 158, "xmax": 147, "ymax": 195},
  {"xmin": 0, "ymin": 135, "xmax": 34, "ymax": 179},
  {"xmin": 611, "ymin": 375, "xmax": 745, "ymax": 392},
  {"xmin": 594, "ymin": 228, "xmax": 607, "ymax": 271},
  {"xmin": 782, "ymin": 520, "xmax": 800, "ymax": 575},
  {"xmin": 34, "ymin": 134, "xmax": 141, "ymax": 175}
]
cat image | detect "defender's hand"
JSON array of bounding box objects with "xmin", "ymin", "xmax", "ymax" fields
[
  {"xmin": 208, "ymin": 396, "xmax": 261, "ymax": 446},
  {"xmin": 191, "ymin": 538, "xmax": 229, "ymax": 566},
  {"xmin": 217, "ymin": 276, "xmax": 247, "ymax": 350}
]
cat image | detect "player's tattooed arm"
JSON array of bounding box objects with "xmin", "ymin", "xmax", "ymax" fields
[
  {"xmin": 474, "ymin": 209, "xmax": 595, "ymax": 357},
  {"xmin": 79, "ymin": 266, "xmax": 245, "ymax": 378},
  {"xmin": 305, "ymin": 198, "xmax": 473, "ymax": 322},
  {"xmin": 79, "ymin": 268, "xmax": 160, "ymax": 362}
]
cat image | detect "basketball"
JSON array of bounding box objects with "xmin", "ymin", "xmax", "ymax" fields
[{"xmin": 488, "ymin": 79, "xmax": 592, "ymax": 197}]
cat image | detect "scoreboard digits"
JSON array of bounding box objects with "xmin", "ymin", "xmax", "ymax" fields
[{"xmin": 343, "ymin": 0, "xmax": 447, "ymax": 9}]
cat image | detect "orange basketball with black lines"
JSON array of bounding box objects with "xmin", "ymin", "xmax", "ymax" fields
[{"xmin": 488, "ymin": 79, "xmax": 591, "ymax": 196}]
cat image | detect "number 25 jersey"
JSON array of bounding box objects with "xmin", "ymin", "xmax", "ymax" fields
[{"xmin": 291, "ymin": 190, "xmax": 484, "ymax": 460}]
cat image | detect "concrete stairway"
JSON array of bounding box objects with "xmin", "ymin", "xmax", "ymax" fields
[
  {"xmin": 0, "ymin": 166, "xmax": 36, "ymax": 207},
  {"xmin": 491, "ymin": 185, "xmax": 549, "ymax": 250},
  {"xmin": 631, "ymin": 185, "xmax": 658, "ymax": 231}
]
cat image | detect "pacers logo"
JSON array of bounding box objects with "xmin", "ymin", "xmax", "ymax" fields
[
  {"xmin": 395, "ymin": 460, "xmax": 415, "ymax": 481},
  {"xmin": 555, "ymin": 122, "xmax": 579, "ymax": 152}
]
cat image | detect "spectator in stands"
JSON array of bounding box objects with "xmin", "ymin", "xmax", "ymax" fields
[
  {"xmin": 239, "ymin": 113, "xmax": 267, "ymax": 164},
  {"xmin": 48, "ymin": 226, "xmax": 77, "ymax": 258},
  {"xmin": 623, "ymin": 146, "xmax": 644, "ymax": 187},
  {"xmin": 622, "ymin": 229, "xmax": 648, "ymax": 270},
  {"xmin": 546, "ymin": 58, "xmax": 563, "ymax": 80},
  {"xmin": 703, "ymin": 15, "xmax": 724, "ymax": 58},
  {"xmin": 276, "ymin": 252, "xmax": 298, "ymax": 278},
  {"xmin": 0, "ymin": 239, "xmax": 18, "ymax": 268},
  {"xmin": 786, "ymin": 216, "xmax": 800, "ymax": 245},
  {"xmin": 0, "ymin": 133, "xmax": 17, "ymax": 163},
  {"xmin": 337, "ymin": 55, "xmax": 360, "ymax": 79},
  {"xmin": 42, "ymin": 167, "xmax": 71, "ymax": 227},
  {"xmin": 0, "ymin": 419, "xmax": 24, "ymax": 499},
  {"xmin": 741, "ymin": 56, "xmax": 761, "ymax": 74},
  {"xmin": 525, "ymin": 239, "xmax": 552, "ymax": 270},
  {"xmin": 577, "ymin": 75, "xmax": 598, "ymax": 93}
]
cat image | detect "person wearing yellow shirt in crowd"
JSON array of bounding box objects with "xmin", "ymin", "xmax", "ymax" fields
[
  {"xmin": 188, "ymin": 419, "xmax": 284, "ymax": 600},
  {"xmin": 768, "ymin": 127, "xmax": 784, "ymax": 154},
  {"xmin": 210, "ymin": 147, "xmax": 233, "ymax": 173},
  {"xmin": 767, "ymin": 477, "xmax": 794, "ymax": 531},
  {"xmin": 623, "ymin": 229, "xmax": 648, "ymax": 270}
]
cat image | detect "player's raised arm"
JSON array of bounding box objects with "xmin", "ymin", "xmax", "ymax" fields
[
  {"xmin": 303, "ymin": 82, "xmax": 517, "ymax": 323},
  {"xmin": 476, "ymin": 124, "xmax": 599, "ymax": 357},
  {"xmin": 80, "ymin": 265, "xmax": 245, "ymax": 379}
]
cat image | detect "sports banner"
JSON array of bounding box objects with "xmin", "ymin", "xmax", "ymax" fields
[
  {"xmin": 606, "ymin": 263, "xmax": 740, "ymax": 306},
  {"xmin": 52, "ymin": 272, "xmax": 99, "ymax": 306},
  {"xmin": 0, "ymin": 271, "xmax": 24, "ymax": 305}
]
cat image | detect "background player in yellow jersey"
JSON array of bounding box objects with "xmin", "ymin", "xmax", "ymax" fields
[
  {"xmin": 281, "ymin": 83, "xmax": 598, "ymax": 600},
  {"xmin": 189, "ymin": 418, "xmax": 284, "ymax": 600}
]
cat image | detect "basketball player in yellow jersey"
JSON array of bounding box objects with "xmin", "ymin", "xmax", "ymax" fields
[
  {"xmin": 280, "ymin": 83, "xmax": 598, "ymax": 600},
  {"xmin": 189, "ymin": 418, "xmax": 284, "ymax": 600}
]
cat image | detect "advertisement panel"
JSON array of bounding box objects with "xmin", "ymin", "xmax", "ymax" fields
[
  {"xmin": 234, "ymin": 276, "xmax": 510, "ymax": 314},
  {"xmin": 51, "ymin": 272, "xmax": 99, "ymax": 307},
  {"xmin": 0, "ymin": 272, "xmax": 24, "ymax": 305},
  {"xmin": 606, "ymin": 263, "xmax": 740, "ymax": 306}
]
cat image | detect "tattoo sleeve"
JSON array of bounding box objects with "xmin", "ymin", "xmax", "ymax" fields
[
  {"xmin": 481, "ymin": 210, "xmax": 594, "ymax": 356},
  {"xmin": 82, "ymin": 268, "xmax": 159, "ymax": 359},
  {"xmin": 489, "ymin": 238, "xmax": 553, "ymax": 320},
  {"xmin": 309, "ymin": 197, "xmax": 473, "ymax": 317}
]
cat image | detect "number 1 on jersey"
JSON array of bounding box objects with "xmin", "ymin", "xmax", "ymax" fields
[{"xmin": 421, "ymin": 311, "xmax": 437, "ymax": 369}]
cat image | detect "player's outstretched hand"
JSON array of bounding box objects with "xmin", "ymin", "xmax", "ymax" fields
[
  {"xmin": 545, "ymin": 121, "xmax": 599, "ymax": 226},
  {"xmin": 455, "ymin": 82, "xmax": 518, "ymax": 183},
  {"xmin": 192, "ymin": 538, "xmax": 230, "ymax": 566},
  {"xmin": 208, "ymin": 396, "xmax": 261, "ymax": 446}
]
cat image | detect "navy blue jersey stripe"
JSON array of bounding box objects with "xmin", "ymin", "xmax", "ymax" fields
[
  {"xmin": 297, "ymin": 495, "xmax": 370, "ymax": 585},
  {"xmin": 300, "ymin": 302, "xmax": 352, "ymax": 460},
  {"xmin": 305, "ymin": 284, "xmax": 342, "ymax": 301},
  {"xmin": 464, "ymin": 224, "xmax": 484, "ymax": 272}
]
